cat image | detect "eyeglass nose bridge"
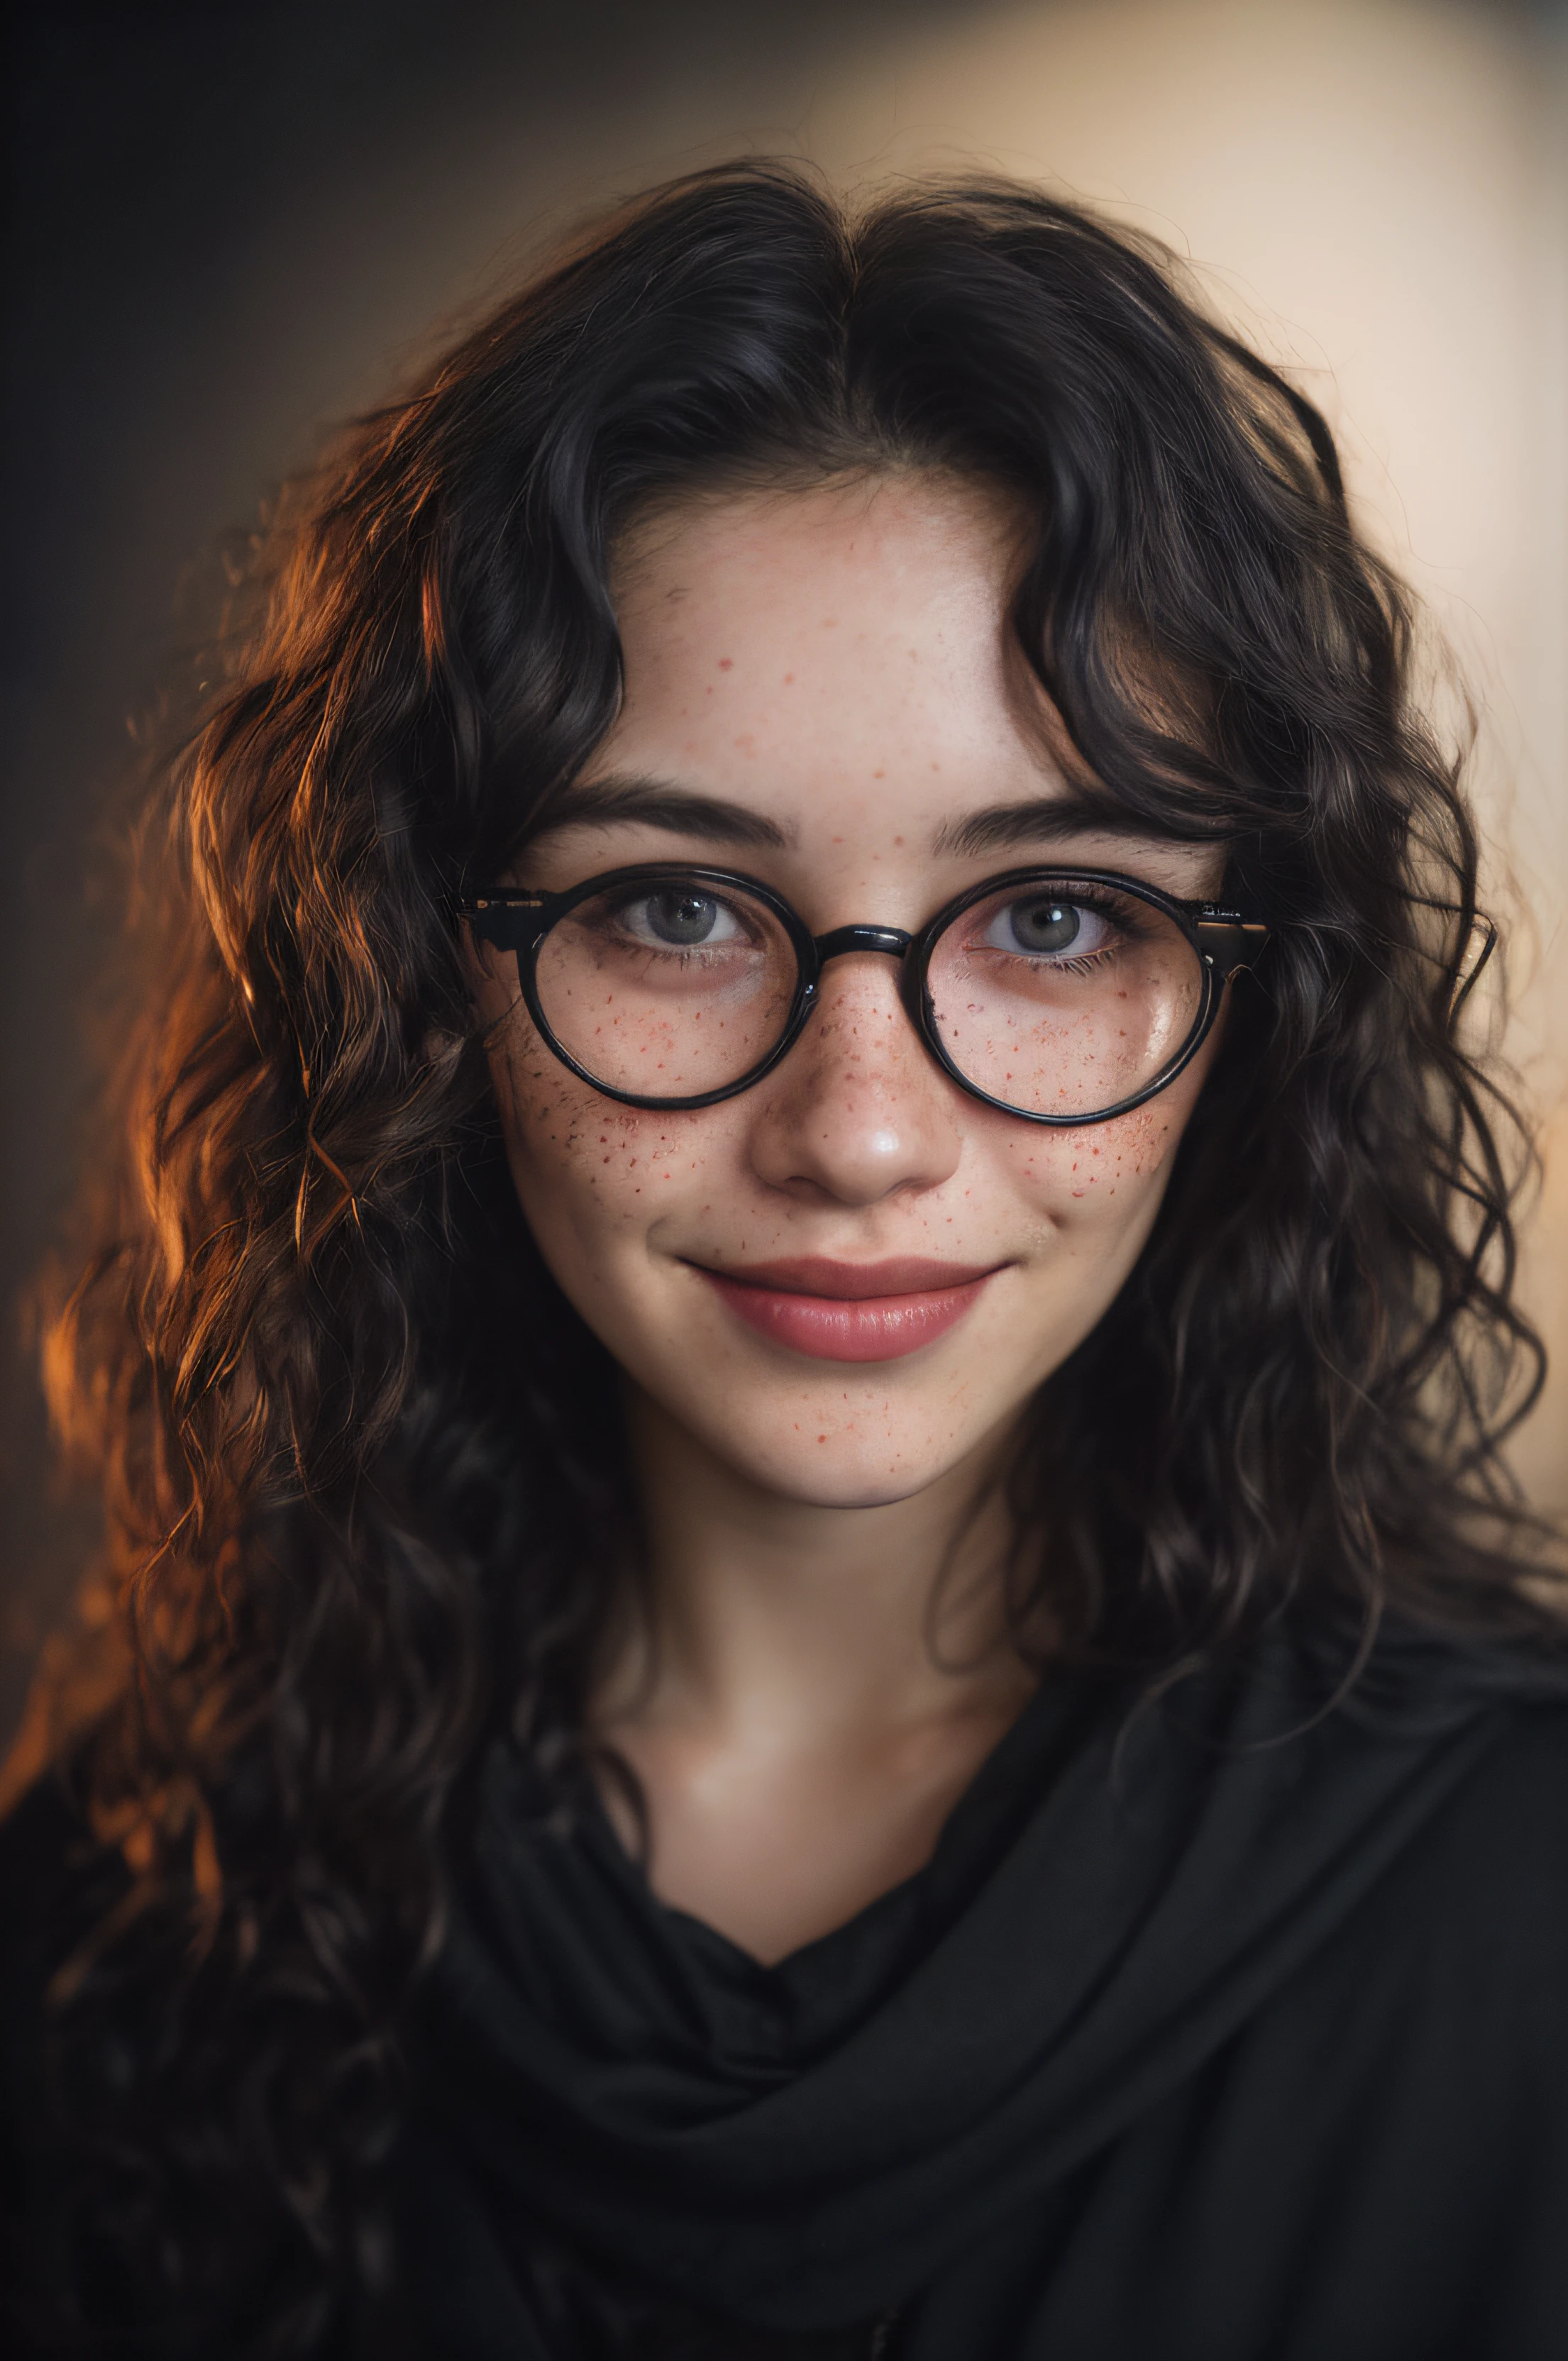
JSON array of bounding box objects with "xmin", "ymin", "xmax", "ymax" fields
[
  {"xmin": 811, "ymin": 922, "xmax": 913, "ymax": 965},
  {"xmin": 802, "ymin": 922, "xmax": 930, "ymax": 1046}
]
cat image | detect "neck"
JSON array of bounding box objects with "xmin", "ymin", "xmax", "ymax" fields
[{"xmin": 598, "ymin": 1383, "xmax": 1039, "ymax": 1745}]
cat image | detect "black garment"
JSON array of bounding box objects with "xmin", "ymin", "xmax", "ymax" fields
[
  {"xmin": 400, "ymin": 1633, "xmax": 1568, "ymax": 2360},
  {"xmin": 6, "ymin": 1630, "xmax": 1568, "ymax": 2358}
]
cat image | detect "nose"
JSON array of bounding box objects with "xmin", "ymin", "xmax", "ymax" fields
[{"xmin": 745, "ymin": 953, "xmax": 964, "ymax": 1206}]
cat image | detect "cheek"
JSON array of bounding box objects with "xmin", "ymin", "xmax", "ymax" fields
[
  {"xmin": 999, "ymin": 1010, "xmax": 1223, "ymax": 1235},
  {"xmin": 488, "ymin": 1025, "xmax": 724, "ymax": 1243},
  {"xmin": 1000, "ymin": 1097, "xmax": 1184, "ymax": 1222}
]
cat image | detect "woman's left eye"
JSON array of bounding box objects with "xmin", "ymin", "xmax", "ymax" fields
[{"xmin": 979, "ymin": 896, "xmax": 1115, "ymax": 960}]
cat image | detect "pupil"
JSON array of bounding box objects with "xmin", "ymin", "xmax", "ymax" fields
[
  {"xmin": 651, "ymin": 892, "xmax": 717, "ymax": 945},
  {"xmin": 1011, "ymin": 900, "xmax": 1080, "ymax": 954}
]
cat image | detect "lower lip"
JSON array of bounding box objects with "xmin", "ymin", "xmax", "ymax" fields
[{"xmin": 698, "ymin": 1270, "xmax": 996, "ymax": 1361}]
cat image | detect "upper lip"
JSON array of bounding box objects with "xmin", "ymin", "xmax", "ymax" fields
[{"xmin": 690, "ymin": 1256, "xmax": 1007, "ymax": 1299}]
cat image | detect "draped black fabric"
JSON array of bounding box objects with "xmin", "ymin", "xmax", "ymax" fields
[
  {"xmin": 6, "ymin": 1627, "xmax": 1568, "ymax": 2358},
  {"xmin": 395, "ymin": 1632, "xmax": 1568, "ymax": 2358}
]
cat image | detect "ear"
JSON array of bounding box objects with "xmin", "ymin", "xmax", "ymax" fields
[
  {"xmin": 418, "ymin": 1021, "xmax": 470, "ymax": 1080},
  {"xmin": 456, "ymin": 918, "xmax": 518, "ymax": 1033},
  {"xmin": 456, "ymin": 906, "xmax": 505, "ymax": 991}
]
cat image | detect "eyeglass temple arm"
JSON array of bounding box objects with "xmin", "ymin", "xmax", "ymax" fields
[
  {"xmin": 1194, "ymin": 912, "xmax": 1270, "ymax": 981},
  {"xmin": 459, "ymin": 892, "xmax": 550, "ymax": 954}
]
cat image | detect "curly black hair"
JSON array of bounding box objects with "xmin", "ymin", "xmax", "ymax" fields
[{"xmin": 12, "ymin": 160, "xmax": 1559, "ymax": 2355}]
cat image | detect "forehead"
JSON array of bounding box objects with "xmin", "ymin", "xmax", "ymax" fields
[
  {"xmin": 600, "ymin": 473, "xmax": 1039, "ymax": 818},
  {"xmin": 614, "ymin": 469, "xmax": 1027, "ymax": 636},
  {"xmin": 563, "ymin": 472, "xmax": 1221, "ymax": 898}
]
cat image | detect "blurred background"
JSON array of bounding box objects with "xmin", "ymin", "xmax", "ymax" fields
[{"xmin": 4, "ymin": 0, "xmax": 1565, "ymax": 1747}]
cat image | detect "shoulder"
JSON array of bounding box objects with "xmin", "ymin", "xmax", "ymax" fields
[
  {"xmin": 1237, "ymin": 1635, "xmax": 1568, "ymax": 2066},
  {"xmin": 1315, "ymin": 1691, "xmax": 1568, "ymax": 2236},
  {"xmin": 1413, "ymin": 1690, "xmax": 1568, "ymax": 1970},
  {"xmin": 1304, "ymin": 1681, "xmax": 1568, "ymax": 2086},
  {"xmin": 1308, "ymin": 1621, "xmax": 1568, "ymax": 1898}
]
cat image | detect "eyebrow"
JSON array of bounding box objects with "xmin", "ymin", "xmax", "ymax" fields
[
  {"xmin": 933, "ymin": 793, "xmax": 1198, "ymax": 858},
  {"xmin": 531, "ymin": 773, "xmax": 792, "ymax": 851},
  {"xmin": 535, "ymin": 772, "xmax": 1200, "ymax": 863}
]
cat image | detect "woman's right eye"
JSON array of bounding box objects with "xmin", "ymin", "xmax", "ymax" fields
[{"xmin": 616, "ymin": 889, "xmax": 747, "ymax": 950}]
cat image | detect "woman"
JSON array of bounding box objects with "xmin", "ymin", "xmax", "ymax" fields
[{"xmin": 4, "ymin": 162, "xmax": 1566, "ymax": 2360}]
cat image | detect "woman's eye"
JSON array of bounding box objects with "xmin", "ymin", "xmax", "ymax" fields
[
  {"xmin": 619, "ymin": 890, "xmax": 746, "ymax": 950},
  {"xmin": 981, "ymin": 896, "xmax": 1115, "ymax": 959}
]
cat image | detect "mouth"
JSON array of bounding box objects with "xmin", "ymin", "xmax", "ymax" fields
[{"xmin": 689, "ymin": 1255, "xmax": 1008, "ymax": 1363}]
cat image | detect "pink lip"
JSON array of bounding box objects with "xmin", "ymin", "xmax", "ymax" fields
[{"xmin": 692, "ymin": 1256, "xmax": 1005, "ymax": 1363}]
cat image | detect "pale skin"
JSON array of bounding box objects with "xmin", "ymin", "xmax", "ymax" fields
[{"xmin": 465, "ymin": 472, "xmax": 1227, "ymax": 1964}]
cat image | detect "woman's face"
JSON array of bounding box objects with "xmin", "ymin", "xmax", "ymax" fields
[{"xmin": 468, "ymin": 474, "xmax": 1225, "ymax": 1510}]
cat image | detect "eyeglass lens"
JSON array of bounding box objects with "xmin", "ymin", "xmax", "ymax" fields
[
  {"xmin": 924, "ymin": 878, "xmax": 1203, "ymax": 1119},
  {"xmin": 531, "ymin": 875, "xmax": 1204, "ymax": 1117},
  {"xmin": 534, "ymin": 880, "xmax": 800, "ymax": 1100}
]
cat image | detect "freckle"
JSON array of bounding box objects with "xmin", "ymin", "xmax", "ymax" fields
[
  {"xmin": 817, "ymin": 1434, "xmax": 828, "ymax": 1442},
  {"xmin": 893, "ymin": 835, "xmax": 904, "ymax": 847},
  {"xmin": 783, "ymin": 673, "xmax": 795, "ymax": 685},
  {"xmin": 873, "ymin": 768, "xmax": 885, "ymax": 779}
]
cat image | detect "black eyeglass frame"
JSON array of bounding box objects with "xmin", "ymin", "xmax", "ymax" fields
[{"xmin": 457, "ymin": 863, "xmax": 1270, "ymax": 1126}]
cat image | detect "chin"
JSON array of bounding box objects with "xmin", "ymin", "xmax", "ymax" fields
[
  {"xmin": 768, "ymin": 1466, "xmax": 949, "ymax": 1512},
  {"xmin": 702, "ymin": 1413, "xmax": 982, "ymax": 1511}
]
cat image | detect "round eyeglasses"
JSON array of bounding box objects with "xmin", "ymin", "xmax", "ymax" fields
[{"xmin": 458, "ymin": 864, "xmax": 1269, "ymax": 1127}]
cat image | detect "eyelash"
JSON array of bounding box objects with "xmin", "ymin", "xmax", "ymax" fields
[{"xmin": 1034, "ymin": 947, "xmax": 1118, "ymax": 978}]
